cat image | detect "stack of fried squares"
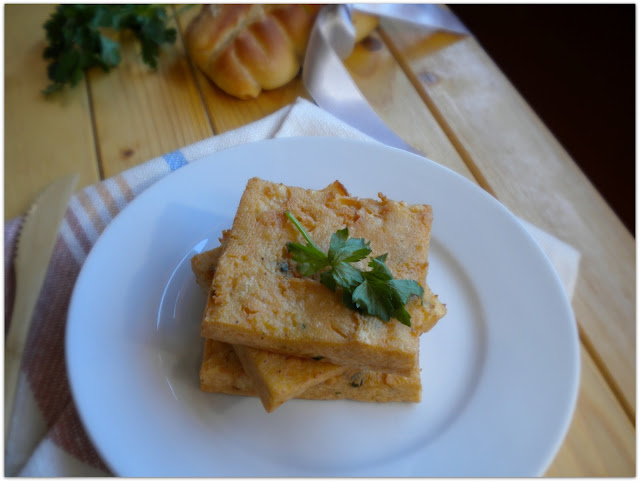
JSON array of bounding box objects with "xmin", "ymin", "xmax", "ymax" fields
[{"xmin": 191, "ymin": 178, "xmax": 446, "ymax": 412}]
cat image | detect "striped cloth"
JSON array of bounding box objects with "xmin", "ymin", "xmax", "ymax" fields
[
  {"xmin": 4, "ymin": 98, "xmax": 373, "ymax": 476},
  {"xmin": 4, "ymin": 97, "xmax": 580, "ymax": 476}
]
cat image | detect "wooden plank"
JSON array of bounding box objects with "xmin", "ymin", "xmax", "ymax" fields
[
  {"xmin": 380, "ymin": 23, "xmax": 636, "ymax": 414},
  {"xmin": 196, "ymin": 72, "xmax": 311, "ymax": 135},
  {"xmin": 344, "ymin": 23, "xmax": 635, "ymax": 476},
  {"xmin": 546, "ymin": 345, "xmax": 635, "ymax": 476},
  {"xmin": 175, "ymin": 6, "xmax": 311, "ymax": 135},
  {"xmin": 344, "ymin": 31, "xmax": 475, "ymax": 181},
  {"xmin": 88, "ymin": 6, "xmax": 212, "ymax": 178},
  {"xmin": 4, "ymin": 5, "xmax": 99, "ymax": 219}
]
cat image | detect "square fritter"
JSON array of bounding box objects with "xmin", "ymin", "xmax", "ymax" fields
[{"xmin": 201, "ymin": 178, "xmax": 436, "ymax": 375}]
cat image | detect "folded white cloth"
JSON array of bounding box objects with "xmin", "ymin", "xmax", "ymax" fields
[{"xmin": 4, "ymin": 97, "xmax": 580, "ymax": 476}]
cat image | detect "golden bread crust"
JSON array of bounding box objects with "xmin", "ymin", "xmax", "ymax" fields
[
  {"xmin": 185, "ymin": 5, "xmax": 320, "ymax": 99},
  {"xmin": 185, "ymin": 5, "xmax": 378, "ymax": 99},
  {"xmin": 200, "ymin": 339, "xmax": 422, "ymax": 403},
  {"xmin": 233, "ymin": 344, "xmax": 347, "ymax": 412},
  {"xmin": 201, "ymin": 178, "xmax": 436, "ymax": 375},
  {"xmin": 193, "ymin": 246, "xmax": 444, "ymax": 410},
  {"xmin": 190, "ymin": 230, "xmax": 231, "ymax": 291}
]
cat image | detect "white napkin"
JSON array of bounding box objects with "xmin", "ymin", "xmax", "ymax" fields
[{"xmin": 5, "ymin": 97, "xmax": 580, "ymax": 477}]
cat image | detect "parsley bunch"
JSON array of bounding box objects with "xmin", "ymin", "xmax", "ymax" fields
[
  {"xmin": 42, "ymin": 4, "xmax": 178, "ymax": 94},
  {"xmin": 285, "ymin": 211, "xmax": 424, "ymax": 326}
]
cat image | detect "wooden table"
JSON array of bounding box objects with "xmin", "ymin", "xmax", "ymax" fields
[{"xmin": 5, "ymin": 5, "xmax": 635, "ymax": 476}]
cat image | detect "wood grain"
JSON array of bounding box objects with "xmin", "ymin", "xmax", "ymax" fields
[
  {"xmin": 89, "ymin": 7, "xmax": 212, "ymax": 178},
  {"xmin": 380, "ymin": 22, "xmax": 636, "ymax": 415},
  {"xmin": 546, "ymin": 345, "xmax": 635, "ymax": 476},
  {"xmin": 4, "ymin": 5, "xmax": 99, "ymax": 220},
  {"xmin": 344, "ymin": 30, "xmax": 474, "ymax": 180},
  {"xmin": 360, "ymin": 21, "xmax": 635, "ymax": 476}
]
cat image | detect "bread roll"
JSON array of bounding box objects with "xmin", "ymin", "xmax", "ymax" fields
[{"xmin": 185, "ymin": 4, "xmax": 378, "ymax": 100}]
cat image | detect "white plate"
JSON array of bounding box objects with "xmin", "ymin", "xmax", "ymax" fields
[{"xmin": 66, "ymin": 137, "xmax": 579, "ymax": 477}]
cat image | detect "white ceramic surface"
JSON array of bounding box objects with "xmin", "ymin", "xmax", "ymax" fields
[{"xmin": 66, "ymin": 137, "xmax": 580, "ymax": 477}]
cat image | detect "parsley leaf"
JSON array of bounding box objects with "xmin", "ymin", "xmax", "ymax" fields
[
  {"xmin": 42, "ymin": 5, "xmax": 178, "ymax": 94},
  {"xmin": 330, "ymin": 261, "xmax": 364, "ymax": 292},
  {"xmin": 352, "ymin": 256, "xmax": 424, "ymax": 327},
  {"xmin": 285, "ymin": 211, "xmax": 423, "ymax": 326},
  {"xmin": 285, "ymin": 211, "xmax": 371, "ymax": 290},
  {"xmin": 285, "ymin": 241, "xmax": 329, "ymax": 276},
  {"xmin": 325, "ymin": 227, "xmax": 370, "ymax": 291},
  {"xmin": 328, "ymin": 228, "xmax": 371, "ymax": 264},
  {"xmin": 285, "ymin": 212, "xmax": 330, "ymax": 276}
]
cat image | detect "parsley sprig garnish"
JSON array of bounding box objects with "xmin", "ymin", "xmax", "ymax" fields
[
  {"xmin": 42, "ymin": 5, "xmax": 182, "ymax": 94},
  {"xmin": 285, "ymin": 211, "xmax": 423, "ymax": 326}
]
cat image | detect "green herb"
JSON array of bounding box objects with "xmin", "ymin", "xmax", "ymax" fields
[
  {"xmin": 285, "ymin": 211, "xmax": 370, "ymax": 290},
  {"xmin": 284, "ymin": 211, "xmax": 423, "ymax": 326},
  {"xmin": 42, "ymin": 4, "xmax": 179, "ymax": 94},
  {"xmin": 351, "ymin": 254, "xmax": 424, "ymax": 327},
  {"xmin": 350, "ymin": 373, "xmax": 365, "ymax": 388},
  {"xmin": 276, "ymin": 261, "xmax": 290, "ymax": 274}
]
